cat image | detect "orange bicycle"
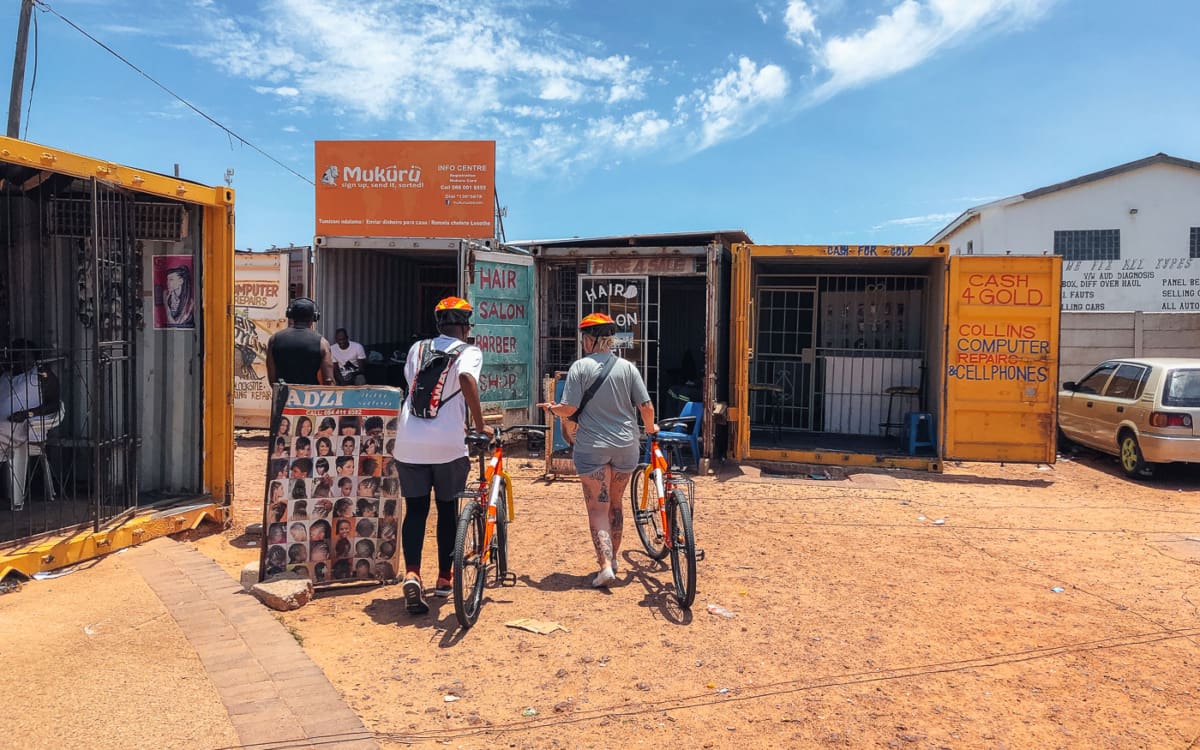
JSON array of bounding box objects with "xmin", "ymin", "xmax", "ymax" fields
[
  {"xmin": 629, "ymin": 432, "xmax": 697, "ymax": 607},
  {"xmin": 453, "ymin": 423, "xmax": 546, "ymax": 629}
]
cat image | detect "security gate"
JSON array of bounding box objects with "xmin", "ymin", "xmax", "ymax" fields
[
  {"xmin": 1, "ymin": 178, "xmax": 141, "ymax": 542},
  {"xmin": 749, "ymin": 275, "xmax": 926, "ymax": 444},
  {"xmin": 85, "ymin": 180, "xmax": 141, "ymax": 524}
]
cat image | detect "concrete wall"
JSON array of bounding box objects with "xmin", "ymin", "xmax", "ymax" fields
[
  {"xmin": 1059, "ymin": 311, "xmax": 1200, "ymax": 384},
  {"xmin": 940, "ymin": 161, "xmax": 1200, "ymax": 313}
]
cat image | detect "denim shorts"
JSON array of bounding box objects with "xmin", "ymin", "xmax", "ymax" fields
[{"xmin": 573, "ymin": 444, "xmax": 640, "ymax": 475}]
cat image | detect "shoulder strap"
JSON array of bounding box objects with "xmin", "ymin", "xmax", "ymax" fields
[
  {"xmin": 573, "ymin": 355, "xmax": 619, "ymax": 422},
  {"xmin": 434, "ymin": 340, "xmax": 470, "ymax": 407}
]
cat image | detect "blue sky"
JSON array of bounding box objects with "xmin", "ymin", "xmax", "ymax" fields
[{"xmin": 5, "ymin": 0, "xmax": 1200, "ymax": 249}]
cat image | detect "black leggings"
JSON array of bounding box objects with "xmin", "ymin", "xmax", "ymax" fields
[{"xmin": 401, "ymin": 495, "xmax": 457, "ymax": 576}]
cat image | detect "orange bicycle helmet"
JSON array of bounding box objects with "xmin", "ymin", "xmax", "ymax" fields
[
  {"xmin": 579, "ymin": 312, "xmax": 617, "ymax": 337},
  {"xmin": 434, "ymin": 296, "xmax": 473, "ymax": 326}
]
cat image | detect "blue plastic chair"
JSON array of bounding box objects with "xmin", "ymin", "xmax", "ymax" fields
[{"xmin": 656, "ymin": 401, "xmax": 703, "ymax": 471}]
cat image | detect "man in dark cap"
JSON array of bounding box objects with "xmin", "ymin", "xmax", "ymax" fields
[{"xmin": 266, "ymin": 298, "xmax": 335, "ymax": 385}]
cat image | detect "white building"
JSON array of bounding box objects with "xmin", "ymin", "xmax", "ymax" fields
[{"xmin": 930, "ymin": 153, "xmax": 1200, "ymax": 313}]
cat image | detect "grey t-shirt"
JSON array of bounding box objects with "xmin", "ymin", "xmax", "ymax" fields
[{"xmin": 562, "ymin": 353, "xmax": 651, "ymax": 450}]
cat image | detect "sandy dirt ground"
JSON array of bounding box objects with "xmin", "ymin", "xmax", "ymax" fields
[
  {"xmin": 195, "ymin": 435, "xmax": 1200, "ymax": 749},
  {"xmin": 0, "ymin": 551, "xmax": 241, "ymax": 750}
]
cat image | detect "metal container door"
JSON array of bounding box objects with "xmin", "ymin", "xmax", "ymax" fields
[{"xmin": 943, "ymin": 255, "xmax": 1062, "ymax": 463}]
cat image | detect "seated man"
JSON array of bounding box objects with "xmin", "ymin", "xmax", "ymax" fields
[
  {"xmin": 331, "ymin": 328, "xmax": 368, "ymax": 385},
  {"xmin": 1, "ymin": 339, "xmax": 62, "ymax": 510}
]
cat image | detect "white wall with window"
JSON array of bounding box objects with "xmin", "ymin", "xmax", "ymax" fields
[{"xmin": 931, "ymin": 155, "xmax": 1200, "ymax": 313}]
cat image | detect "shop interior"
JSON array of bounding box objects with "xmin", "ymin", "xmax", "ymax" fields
[
  {"xmin": 746, "ymin": 258, "xmax": 943, "ymax": 456},
  {"xmin": 539, "ymin": 262, "xmax": 709, "ymax": 420},
  {"xmin": 315, "ymin": 247, "xmax": 458, "ymax": 387}
]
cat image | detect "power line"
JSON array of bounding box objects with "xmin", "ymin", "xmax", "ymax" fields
[{"xmin": 35, "ymin": 0, "xmax": 313, "ymax": 186}]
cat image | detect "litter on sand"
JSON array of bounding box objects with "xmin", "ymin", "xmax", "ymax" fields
[
  {"xmin": 505, "ymin": 618, "xmax": 570, "ymax": 635},
  {"xmin": 706, "ymin": 604, "xmax": 736, "ymax": 618},
  {"xmin": 1051, "ymin": 586, "xmax": 1065, "ymax": 593}
]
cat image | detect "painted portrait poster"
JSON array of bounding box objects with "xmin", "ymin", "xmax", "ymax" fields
[
  {"xmin": 260, "ymin": 385, "xmax": 404, "ymax": 587},
  {"xmin": 153, "ymin": 255, "xmax": 197, "ymax": 330}
]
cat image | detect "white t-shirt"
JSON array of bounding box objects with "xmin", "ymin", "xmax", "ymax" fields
[
  {"xmin": 0, "ymin": 369, "xmax": 39, "ymax": 454},
  {"xmin": 391, "ymin": 335, "xmax": 483, "ymax": 465},
  {"xmin": 331, "ymin": 340, "xmax": 367, "ymax": 371}
]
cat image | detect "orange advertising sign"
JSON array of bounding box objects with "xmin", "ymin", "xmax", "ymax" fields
[{"xmin": 314, "ymin": 140, "xmax": 495, "ymax": 239}]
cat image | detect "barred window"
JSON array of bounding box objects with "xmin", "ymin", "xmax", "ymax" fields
[
  {"xmin": 1191, "ymin": 227, "xmax": 1200, "ymax": 259},
  {"xmin": 1053, "ymin": 229, "xmax": 1120, "ymax": 261}
]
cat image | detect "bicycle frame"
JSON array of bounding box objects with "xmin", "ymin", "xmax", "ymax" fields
[
  {"xmin": 630, "ymin": 430, "xmax": 698, "ymax": 608},
  {"xmin": 638, "ymin": 437, "xmax": 677, "ymax": 550},
  {"xmin": 471, "ymin": 435, "xmax": 512, "ymax": 568}
]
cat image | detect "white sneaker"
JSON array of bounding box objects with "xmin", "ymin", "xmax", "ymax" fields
[{"xmin": 592, "ymin": 566, "xmax": 616, "ymax": 588}]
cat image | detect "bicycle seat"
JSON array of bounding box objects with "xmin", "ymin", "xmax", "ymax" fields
[{"xmin": 464, "ymin": 432, "xmax": 492, "ymax": 450}]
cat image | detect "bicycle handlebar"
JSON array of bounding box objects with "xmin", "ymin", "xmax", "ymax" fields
[{"xmin": 463, "ymin": 423, "xmax": 549, "ymax": 449}]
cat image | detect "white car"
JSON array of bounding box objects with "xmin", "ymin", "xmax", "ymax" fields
[{"xmin": 1058, "ymin": 358, "xmax": 1200, "ymax": 478}]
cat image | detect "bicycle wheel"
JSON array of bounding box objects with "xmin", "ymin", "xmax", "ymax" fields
[
  {"xmin": 493, "ymin": 479, "xmax": 509, "ymax": 584},
  {"xmin": 630, "ymin": 466, "xmax": 668, "ymax": 560},
  {"xmin": 453, "ymin": 499, "xmax": 487, "ymax": 629},
  {"xmin": 667, "ymin": 490, "xmax": 696, "ymax": 608}
]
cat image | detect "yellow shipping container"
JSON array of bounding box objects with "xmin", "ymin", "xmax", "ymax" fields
[
  {"xmin": 728, "ymin": 244, "xmax": 1061, "ymax": 470},
  {"xmin": 0, "ymin": 136, "xmax": 234, "ymax": 577}
]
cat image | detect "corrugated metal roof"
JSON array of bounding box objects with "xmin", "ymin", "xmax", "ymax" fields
[{"xmin": 509, "ymin": 229, "xmax": 751, "ymax": 250}]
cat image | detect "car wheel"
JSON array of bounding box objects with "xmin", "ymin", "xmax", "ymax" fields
[
  {"xmin": 1118, "ymin": 432, "xmax": 1155, "ymax": 478},
  {"xmin": 1056, "ymin": 426, "xmax": 1073, "ymax": 453}
]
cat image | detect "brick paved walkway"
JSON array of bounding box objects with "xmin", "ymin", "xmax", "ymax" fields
[{"xmin": 126, "ymin": 538, "xmax": 379, "ymax": 750}]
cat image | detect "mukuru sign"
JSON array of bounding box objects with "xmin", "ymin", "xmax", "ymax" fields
[{"xmin": 314, "ymin": 140, "xmax": 495, "ymax": 239}]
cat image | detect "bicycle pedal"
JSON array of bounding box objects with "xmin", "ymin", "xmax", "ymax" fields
[
  {"xmin": 695, "ymin": 548, "xmax": 706, "ymax": 561},
  {"xmin": 500, "ymin": 571, "xmax": 518, "ymax": 586}
]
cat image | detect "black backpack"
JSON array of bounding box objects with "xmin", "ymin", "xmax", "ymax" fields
[{"xmin": 407, "ymin": 340, "xmax": 468, "ymax": 419}]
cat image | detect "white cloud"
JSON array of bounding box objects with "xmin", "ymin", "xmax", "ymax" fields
[
  {"xmin": 540, "ymin": 79, "xmax": 586, "ymax": 102},
  {"xmin": 784, "ymin": 0, "xmax": 819, "ymax": 46},
  {"xmin": 163, "ymin": 0, "xmax": 1050, "ymax": 174},
  {"xmin": 181, "ymin": 0, "xmax": 651, "ymax": 123},
  {"xmin": 100, "ymin": 24, "xmax": 149, "ymax": 35},
  {"xmin": 873, "ymin": 211, "xmax": 959, "ymax": 230},
  {"xmin": 170, "ymin": 0, "xmax": 792, "ymax": 168},
  {"xmin": 254, "ymin": 86, "xmax": 301, "ymax": 97},
  {"xmin": 809, "ymin": 0, "xmax": 1053, "ymax": 101},
  {"xmin": 588, "ymin": 111, "xmax": 672, "ymax": 150},
  {"xmin": 691, "ymin": 57, "xmax": 789, "ymax": 149},
  {"xmin": 282, "ymin": 125, "xmax": 299, "ymax": 133}
]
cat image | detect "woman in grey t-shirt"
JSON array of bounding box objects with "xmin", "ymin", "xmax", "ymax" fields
[{"xmin": 540, "ymin": 313, "xmax": 658, "ymax": 587}]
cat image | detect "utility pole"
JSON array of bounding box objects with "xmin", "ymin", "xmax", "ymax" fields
[{"xmin": 7, "ymin": 0, "xmax": 35, "ymax": 138}]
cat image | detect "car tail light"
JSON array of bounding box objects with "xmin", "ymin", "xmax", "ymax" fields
[{"xmin": 1149, "ymin": 412, "xmax": 1193, "ymax": 428}]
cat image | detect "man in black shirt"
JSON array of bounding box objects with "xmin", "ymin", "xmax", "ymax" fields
[{"xmin": 266, "ymin": 298, "xmax": 336, "ymax": 385}]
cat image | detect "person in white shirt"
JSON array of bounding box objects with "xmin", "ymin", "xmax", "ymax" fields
[
  {"xmin": 392, "ymin": 297, "xmax": 490, "ymax": 614},
  {"xmin": 2, "ymin": 339, "xmax": 62, "ymax": 510},
  {"xmin": 331, "ymin": 328, "xmax": 368, "ymax": 385}
]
